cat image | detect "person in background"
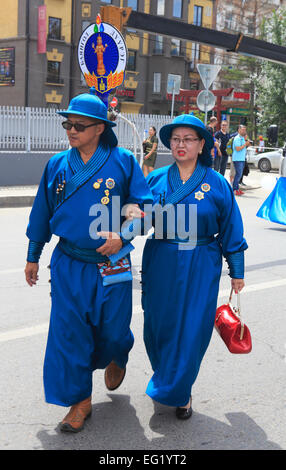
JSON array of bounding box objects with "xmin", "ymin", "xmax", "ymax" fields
[
  {"xmin": 257, "ymin": 149, "xmax": 286, "ymax": 225},
  {"xmin": 142, "ymin": 126, "xmax": 158, "ymax": 177},
  {"xmin": 214, "ymin": 120, "xmax": 231, "ymax": 176},
  {"xmin": 232, "ymin": 125, "xmax": 251, "ymax": 196},
  {"xmin": 206, "ymin": 116, "xmax": 222, "ymax": 169},
  {"xmin": 258, "ymin": 135, "xmax": 265, "ymax": 152},
  {"xmin": 226, "ymin": 134, "xmax": 236, "ymax": 185}
]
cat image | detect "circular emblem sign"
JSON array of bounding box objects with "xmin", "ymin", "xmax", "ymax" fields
[{"xmin": 78, "ymin": 14, "xmax": 127, "ymax": 96}]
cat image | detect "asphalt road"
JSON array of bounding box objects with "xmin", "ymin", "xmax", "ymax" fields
[{"xmin": 0, "ymin": 168, "xmax": 285, "ymax": 452}]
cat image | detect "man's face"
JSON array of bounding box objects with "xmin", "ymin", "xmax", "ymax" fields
[
  {"xmin": 239, "ymin": 126, "xmax": 247, "ymax": 136},
  {"xmin": 66, "ymin": 114, "xmax": 105, "ymax": 151},
  {"xmin": 221, "ymin": 122, "xmax": 228, "ymax": 132}
]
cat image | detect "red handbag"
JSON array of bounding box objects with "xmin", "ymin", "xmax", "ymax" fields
[{"xmin": 215, "ymin": 289, "xmax": 252, "ymax": 354}]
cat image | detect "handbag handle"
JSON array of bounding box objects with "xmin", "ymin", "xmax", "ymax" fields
[{"xmin": 229, "ymin": 288, "xmax": 244, "ymax": 340}]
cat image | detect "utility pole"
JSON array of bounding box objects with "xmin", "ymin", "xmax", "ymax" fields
[
  {"xmin": 25, "ymin": 0, "xmax": 30, "ymax": 107},
  {"xmin": 69, "ymin": 0, "xmax": 76, "ymax": 102}
]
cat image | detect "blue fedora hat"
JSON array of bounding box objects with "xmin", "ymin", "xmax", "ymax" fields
[
  {"xmin": 159, "ymin": 114, "xmax": 214, "ymax": 166},
  {"xmin": 57, "ymin": 87, "xmax": 118, "ymax": 147}
]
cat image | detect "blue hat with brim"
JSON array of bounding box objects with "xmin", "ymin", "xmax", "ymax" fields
[
  {"xmin": 57, "ymin": 87, "xmax": 118, "ymax": 148},
  {"xmin": 159, "ymin": 114, "xmax": 214, "ymax": 166}
]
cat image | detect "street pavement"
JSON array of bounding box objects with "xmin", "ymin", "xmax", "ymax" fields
[{"xmin": 0, "ymin": 167, "xmax": 285, "ymax": 451}]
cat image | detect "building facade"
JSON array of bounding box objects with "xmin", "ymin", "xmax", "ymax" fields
[
  {"xmin": 214, "ymin": 0, "xmax": 286, "ymax": 71},
  {"xmin": 0, "ymin": 0, "xmax": 216, "ymax": 114},
  {"xmin": 212, "ymin": 0, "xmax": 286, "ymax": 129}
]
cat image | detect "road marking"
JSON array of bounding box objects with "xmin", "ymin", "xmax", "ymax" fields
[
  {"xmin": 0, "ymin": 268, "xmax": 24, "ymax": 275},
  {"xmin": 0, "ymin": 278, "xmax": 285, "ymax": 344},
  {"xmin": 218, "ymin": 278, "xmax": 286, "ymax": 298},
  {"xmin": 0, "ymin": 323, "xmax": 49, "ymax": 343}
]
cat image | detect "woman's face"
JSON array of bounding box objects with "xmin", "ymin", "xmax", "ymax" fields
[
  {"xmin": 170, "ymin": 127, "xmax": 205, "ymax": 164},
  {"xmin": 149, "ymin": 127, "xmax": 155, "ymax": 137}
]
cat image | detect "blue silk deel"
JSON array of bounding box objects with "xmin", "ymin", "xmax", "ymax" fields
[
  {"xmin": 26, "ymin": 144, "xmax": 153, "ymax": 406},
  {"xmin": 141, "ymin": 162, "xmax": 248, "ymax": 407},
  {"xmin": 256, "ymin": 177, "xmax": 286, "ymax": 226}
]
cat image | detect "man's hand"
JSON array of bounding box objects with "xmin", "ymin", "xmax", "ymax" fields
[
  {"xmin": 96, "ymin": 232, "xmax": 123, "ymax": 257},
  {"xmin": 25, "ymin": 262, "xmax": 39, "ymax": 287}
]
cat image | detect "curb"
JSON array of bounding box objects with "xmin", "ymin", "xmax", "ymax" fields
[{"xmin": 0, "ymin": 195, "xmax": 35, "ymax": 208}]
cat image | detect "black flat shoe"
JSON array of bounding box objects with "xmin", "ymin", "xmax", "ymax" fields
[
  {"xmin": 176, "ymin": 397, "xmax": 193, "ymax": 420},
  {"xmin": 175, "ymin": 406, "xmax": 193, "ymax": 420}
]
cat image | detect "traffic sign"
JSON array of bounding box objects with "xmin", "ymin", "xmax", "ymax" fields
[
  {"xmin": 196, "ymin": 90, "xmax": 216, "ymax": 112},
  {"xmin": 196, "ymin": 64, "xmax": 221, "ymax": 90},
  {"xmin": 110, "ymin": 97, "xmax": 118, "ymax": 108},
  {"xmin": 167, "ymin": 74, "xmax": 181, "ymax": 95}
]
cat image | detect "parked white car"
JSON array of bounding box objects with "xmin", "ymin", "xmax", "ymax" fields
[
  {"xmin": 247, "ymin": 147, "xmax": 283, "ymax": 172},
  {"xmin": 246, "ymin": 146, "xmax": 257, "ymax": 164}
]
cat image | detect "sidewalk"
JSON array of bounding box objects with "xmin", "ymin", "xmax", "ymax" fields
[
  {"xmin": 0, "ymin": 167, "xmax": 265, "ymax": 209},
  {"xmin": 0, "ymin": 185, "xmax": 38, "ymax": 208}
]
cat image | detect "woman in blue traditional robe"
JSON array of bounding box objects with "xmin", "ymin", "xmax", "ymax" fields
[
  {"xmin": 24, "ymin": 88, "xmax": 153, "ymax": 432},
  {"xmin": 256, "ymin": 155, "xmax": 286, "ymax": 226},
  {"xmin": 141, "ymin": 114, "xmax": 248, "ymax": 420}
]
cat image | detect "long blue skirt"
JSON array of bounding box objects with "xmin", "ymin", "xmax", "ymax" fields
[
  {"xmin": 44, "ymin": 245, "xmax": 134, "ymax": 407},
  {"xmin": 256, "ymin": 177, "xmax": 286, "ymax": 226},
  {"xmin": 142, "ymin": 238, "xmax": 222, "ymax": 407}
]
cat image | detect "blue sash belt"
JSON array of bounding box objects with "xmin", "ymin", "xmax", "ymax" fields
[
  {"xmin": 58, "ymin": 238, "xmax": 135, "ymax": 265},
  {"xmin": 154, "ymin": 235, "xmax": 215, "ymax": 246},
  {"xmin": 58, "ymin": 238, "xmax": 109, "ymax": 264}
]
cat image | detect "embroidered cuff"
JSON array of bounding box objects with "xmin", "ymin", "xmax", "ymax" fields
[
  {"xmin": 27, "ymin": 240, "xmax": 45, "ymax": 263},
  {"xmin": 225, "ymin": 251, "xmax": 245, "ymax": 279}
]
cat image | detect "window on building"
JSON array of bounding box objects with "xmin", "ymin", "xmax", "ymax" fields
[
  {"xmin": 126, "ymin": 51, "xmax": 136, "ymax": 71},
  {"xmin": 193, "ymin": 6, "xmax": 203, "ymax": 26},
  {"xmin": 153, "ymin": 73, "xmax": 161, "ymax": 93},
  {"xmin": 191, "ymin": 42, "xmax": 200, "ymax": 61},
  {"xmin": 247, "ymin": 17, "xmax": 254, "ymax": 35},
  {"xmin": 171, "ymin": 38, "xmax": 181, "ymax": 56},
  {"xmin": 101, "ymin": 0, "xmax": 112, "ymax": 3},
  {"xmin": 127, "ymin": 0, "xmax": 137, "ymax": 10},
  {"xmin": 48, "ymin": 17, "xmax": 62, "ymax": 40},
  {"xmin": 224, "ymin": 12, "xmax": 233, "ymax": 30},
  {"xmin": 157, "ymin": 0, "xmax": 165, "ymax": 15},
  {"xmin": 154, "ymin": 35, "xmax": 163, "ymax": 54},
  {"xmin": 173, "ymin": 0, "xmax": 182, "ymax": 18},
  {"xmin": 47, "ymin": 61, "xmax": 62, "ymax": 84}
]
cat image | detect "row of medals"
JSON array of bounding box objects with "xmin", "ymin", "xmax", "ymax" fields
[{"xmin": 93, "ymin": 177, "xmax": 115, "ymax": 205}]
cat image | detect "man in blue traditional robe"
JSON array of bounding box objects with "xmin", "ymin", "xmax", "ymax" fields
[{"xmin": 24, "ymin": 88, "xmax": 153, "ymax": 432}]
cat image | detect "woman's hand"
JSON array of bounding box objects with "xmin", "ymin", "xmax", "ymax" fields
[
  {"xmin": 96, "ymin": 232, "xmax": 123, "ymax": 257},
  {"xmin": 25, "ymin": 262, "xmax": 39, "ymax": 287},
  {"xmin": 123, "ymin": 204, "xmax": 145, "ymax": 220},
  {"xmin": 231, "ymin": 278, "xmax": 245, "ymax": 294}
]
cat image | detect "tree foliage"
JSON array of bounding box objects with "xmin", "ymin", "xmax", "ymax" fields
[{"xmin": 257, "ymin": 10, "xmax": 286, "ymax": 145}]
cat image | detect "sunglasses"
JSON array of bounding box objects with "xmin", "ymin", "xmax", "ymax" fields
[{"xmin": 62, "ymin": 121, "xmax": 102, "ymax": 132}]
